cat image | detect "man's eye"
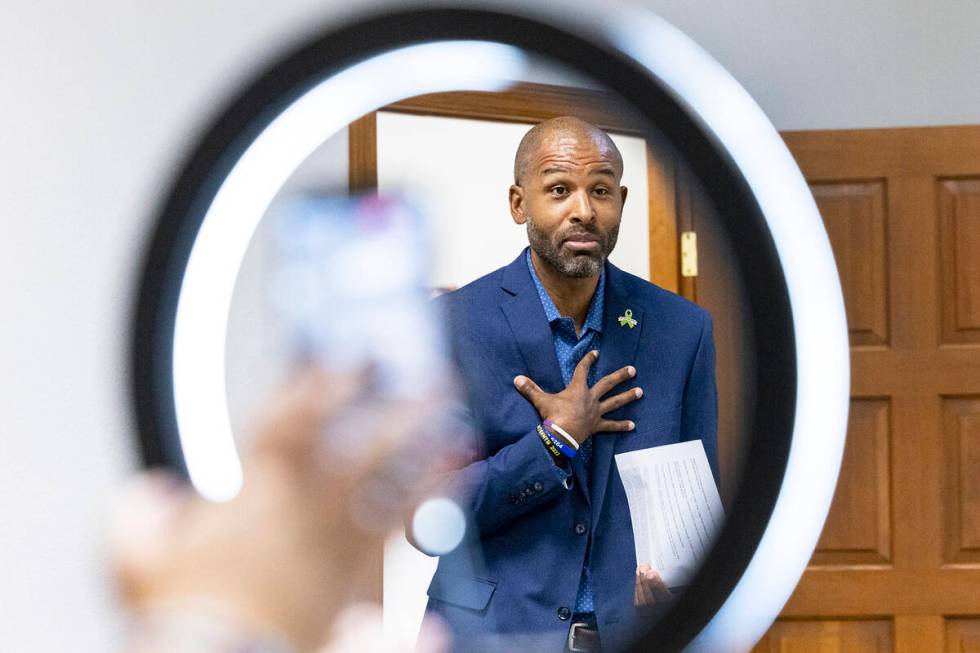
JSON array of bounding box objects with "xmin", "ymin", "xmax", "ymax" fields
[
  {"xmin": 594, "ymin": 187, "xmax": 609, "ymax": 196},
  {"xmin": 551, "ymin": 186, "xmax": 567, "ymax": 196}
]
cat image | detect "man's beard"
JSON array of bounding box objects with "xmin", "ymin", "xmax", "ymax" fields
[{"xmin": 526, "ymin": 216, "xmax": 619, "ymax": 278}]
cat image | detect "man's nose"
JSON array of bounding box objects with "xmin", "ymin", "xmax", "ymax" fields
[{"xmin": 568, "ymin": 189, "xmax": 595, "ymax": 223}]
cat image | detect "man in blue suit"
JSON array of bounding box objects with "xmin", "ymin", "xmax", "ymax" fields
[{"xmin": 425, "ymin": 117, "xmax": 718, "ymax": 652}]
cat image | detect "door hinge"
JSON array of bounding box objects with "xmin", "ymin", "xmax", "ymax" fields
[{"xmin": 681, "ymin": 231, "xmax": 698, "ymax": 277}]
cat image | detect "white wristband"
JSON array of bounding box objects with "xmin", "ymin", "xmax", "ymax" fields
[{"xmin": 544, "ymin": 420, "xmax": 579, "ymax": 450}]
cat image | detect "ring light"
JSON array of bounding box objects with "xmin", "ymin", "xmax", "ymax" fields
[{"xmin": 130, "ymin": 3, "xmax": 849, "ymax": 651}]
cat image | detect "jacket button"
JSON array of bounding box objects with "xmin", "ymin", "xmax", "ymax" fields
[
  {"xmin": 557, "ymin": 606, "xmax": 571, "ymax": 621},
  {"xmin": 575, "ymin": 522, "xmax": 588, "ymax": 535},
  {"xmin": 533, "ymin": 481, "xmax": 544, "ymax": 492}
]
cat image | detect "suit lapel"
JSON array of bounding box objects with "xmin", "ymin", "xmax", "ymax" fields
[
  {"xmin": 499, "ymin": 251, "xmax": 564, "ymax": 393},
  {"xmin": 499, "ymin": 250, "xmax": 591, "ymax": 503},
  {"xmin": 590, "ymin": 263, "xmax": 643, "ymax": 524}
]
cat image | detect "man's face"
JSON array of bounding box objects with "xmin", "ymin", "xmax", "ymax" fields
[{"xmin": 509, "ymin": 131, "xmax": 627, "ymax": 278}]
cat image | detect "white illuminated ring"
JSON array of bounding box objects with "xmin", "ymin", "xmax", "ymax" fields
[
  {"xmin": 173, "ymin": 41, "xmax": 530, "ymax": 501},
  {"xmin": 600, "ymin": 9, "xmax": 850, "ymax": 651},
  {"xmin": 146, "ymin": 3, "xmax": 849, "ymax": 651}
]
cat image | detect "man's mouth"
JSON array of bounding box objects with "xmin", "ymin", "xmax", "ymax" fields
[{"xmin": 562, "ymin": 233, "xmax": 600, "ymax": 252}]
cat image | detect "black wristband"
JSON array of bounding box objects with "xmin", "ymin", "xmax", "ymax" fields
[{"xmin": 536, "ymin": 424, "xmax": 565, "ymax": 461}]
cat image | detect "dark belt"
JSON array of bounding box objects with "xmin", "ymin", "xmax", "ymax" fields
[{"xmin": 566, "ymin": 619, "xmax": 601, "ymax": 653}]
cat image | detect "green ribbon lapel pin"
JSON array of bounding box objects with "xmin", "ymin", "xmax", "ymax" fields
[{"xmin": 617, "ymin": 308, "xmax": 638, "ymax": 329}]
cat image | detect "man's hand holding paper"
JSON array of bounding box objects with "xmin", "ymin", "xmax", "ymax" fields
[
  {"xmin": 634, "ymin": 564, "xmax": 674, "ymax": 608},
  {"xmin": 616, "ymin": 439, "xmax": 725, "ymax": 590}
]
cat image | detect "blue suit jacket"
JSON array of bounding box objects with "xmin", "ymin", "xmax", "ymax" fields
[{"xmin": 426, "ymin": 250, "xmax": 718, "ymax": 652}]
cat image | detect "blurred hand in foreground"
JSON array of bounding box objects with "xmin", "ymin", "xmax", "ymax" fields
[{"xmin": 110, "ymin": 367, "xmax": 455, "ymax": 653}]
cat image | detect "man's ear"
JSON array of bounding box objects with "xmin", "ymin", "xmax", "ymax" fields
[
  {"xmin": 509, "ymin": 185, "xmax": 527, "ymax": 225},
  {"xmin": 620, "ymin": 185, "xmax": 629, "ymax": 205}
]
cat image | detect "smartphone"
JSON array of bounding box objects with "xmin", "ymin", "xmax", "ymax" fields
[
  {"xmin": 271, "ymin": 191, "xmax": 448, "ymax": 399},
  {"xmin": 271, "ymin": 190, "xmax": 467, "ymax": 554}
]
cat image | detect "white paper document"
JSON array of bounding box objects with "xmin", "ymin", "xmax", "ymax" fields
[{"xmin": 615, "ymin": 440, "xmax": 724, "ymax": 588}]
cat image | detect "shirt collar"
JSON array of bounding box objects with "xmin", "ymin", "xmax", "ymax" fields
[{"xmin": 525, "ymin": 248, "xmax": 605, "ymax": 334}]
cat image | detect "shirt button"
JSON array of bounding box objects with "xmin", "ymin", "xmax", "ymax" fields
[
  {"xmin": 533, "ymin": 481, "xmax": 544, "ymax": 492},
  {"xmin": 575, "ymin": 523, "xmax": 588, "ymax": 535},
  {"xmin": 557, "ymin": 606, "xmax": 571, "ymax": 621}
]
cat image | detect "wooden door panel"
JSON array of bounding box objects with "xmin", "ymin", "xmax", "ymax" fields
[
  {"xmin": 752, "ymin": 619, "xmax": 893, "ymax": 653},
  {"xmin": 812, "ymin": 398, "xmax": 892, "ymax": 566},
  {"xmin": 947, "ymin": 618, "xmax": 980, "ymax": 653},
  {"xmin": 812, "ymin": 180, "xmax": 890, "ymax": 347},
  {"xmin": 939, "ymin": 178, "xmax": 980, "ymax": 345},
  {"xmin": 942, "ymin": 396, "xmax": 980, "ymax": 564}
]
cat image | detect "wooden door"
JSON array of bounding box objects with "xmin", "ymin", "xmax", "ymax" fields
[{"xmin": 753, "ymin": 126, "xmax": 980, "ymax": 652}]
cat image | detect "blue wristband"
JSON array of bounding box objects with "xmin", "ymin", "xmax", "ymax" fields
[
  {"xmin": 541, "ymin": 423, "xmax": 577, "ymax": 459},
  {"xmin": 536, "ymin": 424, "xmax": 565, "ymax": 460}
]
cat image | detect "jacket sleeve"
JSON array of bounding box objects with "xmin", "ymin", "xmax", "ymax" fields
[
  {"xmin": 681, "ymin": 310, "xmax": 719, "ymax": 484},
  {"xmin": 434, "ymin": 404, "xmax": 574, "ymax": 538}
]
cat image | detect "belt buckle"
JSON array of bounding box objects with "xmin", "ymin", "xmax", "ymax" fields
[{"xmin": 567, "ymin": 621, "xmax": 593, "ymax": 653}]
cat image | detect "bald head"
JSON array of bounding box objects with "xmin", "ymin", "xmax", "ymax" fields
[{"xmin": 513, "ymin": 116, "xmax": 623, "ymax": 186}]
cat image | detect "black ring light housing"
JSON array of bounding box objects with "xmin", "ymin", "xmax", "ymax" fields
[{"xmin": 130, "ymin": 5, "xmax": 797, "ymax": 651}]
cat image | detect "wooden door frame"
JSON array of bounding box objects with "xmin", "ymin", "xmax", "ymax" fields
[{"xmin": 347, "ymin": 81, "xmax": 682, "ymax": 295}]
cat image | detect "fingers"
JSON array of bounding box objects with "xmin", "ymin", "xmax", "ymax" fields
[
  {"xmin": 599, "ymin": 387, "xmax": 643, "ymax": 415},
  {"xmin": 639, "ymin": 580, "xmax": 655, "ymax": 606},
  {"xmin": 249, "ymin": 366, "xmax": 366, "ymax": 469},
  {"xmin": 591, "ymin": 364, "xmax": 636, "ymax": 398},
  {"xmin": 635, "ymin": 565, "xmax": 673, "ymax": 607},
  {"xmin": 513, "ymin": 374, "xmax": 546, "ymax": 407},
  {"xmin": 596, "ymin": 419, "xmax": 635, "ymax": 433},
  {"xmin": 324, "ymin": 397, "xmax": 438, "ymax": 485},
  {"xmin": 570, "ymin": 349, "xmax": 600, "ymax": 385},
  {"xmin": 635, "ymin": 566, "xmax": 655, "ymax": 607},
  {"xmin": 108, "ymin": 472, "xmax": 194, "ymax": 605},
  {"xmin": 635, "ymin": 565, "xmax": 648, "ymax": 607},
  {"xmin": 313, "ymin": 397, "xmax": 454, "ymax": 535},
  {"xmin": 645, "ymin": 568, "xmax": 674, "ymax": 604}
]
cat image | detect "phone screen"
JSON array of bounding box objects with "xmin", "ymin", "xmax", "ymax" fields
[{"xmin": 272, "ymin": 192, "xmax": 448, "ymax": 399}]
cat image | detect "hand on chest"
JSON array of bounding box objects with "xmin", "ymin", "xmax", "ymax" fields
[{"xmin": 468, "ymin": 352, "xmax": 686, "ymax": 456}]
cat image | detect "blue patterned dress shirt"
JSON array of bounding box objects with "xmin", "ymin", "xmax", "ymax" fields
[{"xmin": 525, "ymin": 249, "xmax": 605, "ymax": 617}]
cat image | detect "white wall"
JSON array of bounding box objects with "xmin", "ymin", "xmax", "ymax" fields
[
  {"xmin": 2, "ymin": 1, "xmax": 979, "ymax": 652},
  {"xmin": 648, "ymin": 0, "xmax": 980, "ymax": 130},
  {"xmin": 0, "ymin": 2, "xmax": 352, "ymax": 651}
]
